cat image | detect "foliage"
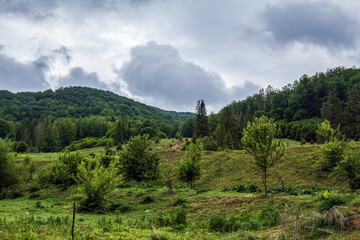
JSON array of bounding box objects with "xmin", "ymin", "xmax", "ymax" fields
[
  {"xmin": 0, "ymin": 138, "xmax": 18, "ymax": 190},
  {"xmin": 37, "ymin": 160, "xmax": 72, "ymax": 188},
  {"xmin": 241, "ymin": 116, "xmax": 286, "ymax": 195},
  {"xmin": 214, "ymin": 106, "xmax": 239, "ymax": 149},
  {"xmin": 64, "ymin": 137, "xmax": 113, "ymax": 151},
  {"xmin": 119, "ymin": 134, "xmax": 160, "ymax": 181},
  {"xmin": 316, "ymin": 120, "xmax": 341, "ymax": 143},
  {"xmin": 76, "ymin": 160, "xmax": 119, "ymax": 210},
  {"xmin": 178, "ymin": 141, "xmax": 203, "ymax": 188},
  {"xmin": 317, "ymin": 191, "xmax": 346, "ymax": 211},
  {"xmin": 331, "ymin": 150, "xmax": 360, "ymax": 192},
  {"xmin": 194, "ymin": 99, "xmax": 208, "ymax": 138},
  {"xmin": 15, "ymin": 141, "xmax": 28, "ymax": 153},
  {"xmin": 315, "ymin": 120, "xmax": 347, "ymax": 171}
]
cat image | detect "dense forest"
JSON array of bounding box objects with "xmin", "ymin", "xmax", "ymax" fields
[
  {"xmin": 0, "ymin": 86, "xmax": 192, "ymax": 152},
  {"xmin": 2, "ymin": 67, "xmax": 360, "ymax": 153},
  {"xmin": 180, "ymin": 67, "xmax": 360, "ymax": 150}
]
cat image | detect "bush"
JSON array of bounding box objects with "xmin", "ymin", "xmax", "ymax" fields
[
  {"xmin": 0, "ymin": 189, "xmax": 23, "ymax": 199},
  {"xmin": 119, "ymin": 134, "xmax": 160, "ymax": 182},
  {"xmin": 173, "ymin": 198, "xmax": 186, "ymax": 206},
  {"xmin": 29, "ymin": 193, "xmax": 40, "ymax": 199},
  {"xmin": 76, "ymin": 160, "xmax": 119, "ymax": 211},
  {"xmin": 64, "ymin": 137, "xmax": 114, "ymax": 151},
  {"xmin": 15, "ymin": 141, "xmax": 28, "ymax": 152},
  {"xmin": 141, "ymin": 195, "xmax": 155, "ymax": 204},
  {"xmin": 317, "ymin": 191, "xmax": 346, "ymax": 211},
  {"xmin": 0, "ymin": 138, "xmax": 18, "ymax": 190},
  {"xmin": 37, "ymin": 161, "xmax": 72, "ymax": 188},
  {"xmin": 258, "ymin": 204, "xmax": 281, "ymax": 227}
]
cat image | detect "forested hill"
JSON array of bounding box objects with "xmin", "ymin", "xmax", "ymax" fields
[
  {"xmin": 0, "ymin": 86, "xmax": 192, "ymax": 123},
  {"xmin": 226, "ymin": 67, "xmax": 360, "ymax": 141}
]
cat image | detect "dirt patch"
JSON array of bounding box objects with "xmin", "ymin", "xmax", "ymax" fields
[
  {"xmin": 352, "ymin": 217, "xmax": 360, "ymax": 229},
  {"xmin": 171, "ymin": 141, "xmax": 186, "ymax": 150}
]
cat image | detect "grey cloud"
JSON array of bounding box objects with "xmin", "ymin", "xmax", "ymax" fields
[
  {"xmin": 0, "ymin": 0, "xmax": 56, "ymax": 20},
  {"xmin": 118, "ymin": 41, "xmax": 259, "ymax": 111},
  {"xmin": 58, "ymin": 67, "xmax": 109, "ymax": 90},
  {"xmin": 53, "ymin": 46, "xmax": 71, "ymax": 63},
  {"xmin": 262, "ymin": 1, "xmax": 357, "ymax": 48},
  {"xmin": 0, "ymin": 53, "xmax": 49, "ymax": 92}
]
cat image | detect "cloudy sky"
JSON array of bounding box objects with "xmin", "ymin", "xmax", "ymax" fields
[{"xmin": 0, "ymin": 0, "xmax": 359, "ymax": 112}]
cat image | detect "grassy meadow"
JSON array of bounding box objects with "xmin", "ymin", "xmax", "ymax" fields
[{"xmin": 1, "ymin": 139, "xmax": 360, "ymax": 239}]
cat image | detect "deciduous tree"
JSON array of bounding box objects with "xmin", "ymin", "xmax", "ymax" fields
[{"xmin": 241, "ymin": 116, "xmax": 285, "ymax": 196}]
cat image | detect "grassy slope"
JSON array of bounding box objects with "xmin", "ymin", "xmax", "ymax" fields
[{"xmin": 3, "ymin": 140, "xmax": 360, "ymax": 239}]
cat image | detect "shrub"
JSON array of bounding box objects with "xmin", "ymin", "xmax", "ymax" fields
[
  {"xmin": 15, "ymin": 141, "xmax": 28, "ymax": 153},
  {"xmin": 65, "ymin": 137, "xmax": 114, "ymax": 151},
  {"xmin": 119, "ymin": 134, "xmax": 160, "ymax": 182},
  {"xmin": 76, "ymin": 160, "xmax": 119, "ymax": 211},
  {"xmin": 173, "ymin": 198, "xmax": 186, "ymax": 206},
  {"xmin": 141, "ymin": 195, "xmax": 155, "ymax": 204},
  {"xmin": 0, "ymin": 138, "xmax": 18, "ymax": 190},
  {"xmin": 29, "ymin": 193, "xmax": 40, "ymax": 199},
  {"xmin": 37, "ymin": 161, "xmax": 72, "ymax": 188},
  {"xmin": 0, "ymin": 189, "xmax": 23, "ymax": 199},
  {"xmin": 317, "ymin": 191, "xmax": 346, "ymax": 211},
  {"xmin": 258, "ymin": 204, "xmax": 281, "ymax": 227}
]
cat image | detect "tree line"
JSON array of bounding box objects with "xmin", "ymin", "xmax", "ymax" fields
[{"xmin": 182, "ymin": 67, "xmax": 360, "ymax": 150}]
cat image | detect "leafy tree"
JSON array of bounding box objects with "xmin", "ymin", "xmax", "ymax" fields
[
  {"xmin": 76, "ymin": 160, "xmax": 119, "ymax": 210},
  {"xmin": 316, "ymin": 120, "xmax": 341, "ymax": 143},
  {"xmin": 331, "ymin": 150, "xmax": 360, "ymax": 192},
  {"xmin": 54, "ymin": 118, "xmax": 77, "ymax": 148},
  {"xmin": 178, "ymin": 141, "xmax": 203, "ymax": 188},
  {"xmin": 315, "ymin": 120, "xmax": 347, "ymax": 171},
  {"xmin": 321, "ymin": 91, "xmax": 344, "ymax": 129},
  {"xmin": 119, "ymin": 134, "xmax": 160, "ymax": 181},
  {"xmin": 160, "ymin": 159, "xmax": 177, "ymax": 193},
  {"xmin": 195, "ymin": 100, "xmax": 209, "ymax": 138},
  {"xmin": 241, "ymin": 116, "xmax": 285, "ymax": 196},
  {"xmin": 0, "ymin": 138, "xmax": 18, "ymax": 190},
  {"xmin": 181, "ymin": 116, "xmax": 195, "ymax": 137}
]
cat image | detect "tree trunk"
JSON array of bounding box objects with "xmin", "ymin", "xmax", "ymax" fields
[{"xmin": 264, "ymin": 169, "xmax": 268, "ymax": 196}]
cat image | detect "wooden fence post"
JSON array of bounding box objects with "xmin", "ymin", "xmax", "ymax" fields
[{"xmin": 72, "ymin": 203, "xmax": 76, "ymax": 240}]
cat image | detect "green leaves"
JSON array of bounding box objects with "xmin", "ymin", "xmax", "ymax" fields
[
  {"xmin": 178, "ymin": 141, "xmax": 203, "ymax": 188},
  {"xmin": 242, "ymin": 116, "xmax": 285, "ymax": 169},
  {"xmin": 241, "ymin": 116, "xmax": 285, "ymax": 195},
  {"xmin": 119, "ymin": 134, "xmax": 160, "ymax": 181}
]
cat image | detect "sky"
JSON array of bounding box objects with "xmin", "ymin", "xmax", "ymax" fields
[{"xmin": 0, "ymin": 0, "xmax": 360, "ymax": 112}]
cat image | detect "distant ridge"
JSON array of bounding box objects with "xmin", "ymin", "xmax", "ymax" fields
[{"xmin": 0, "ymin": 86, "xmax": 193, "ymax": 123}]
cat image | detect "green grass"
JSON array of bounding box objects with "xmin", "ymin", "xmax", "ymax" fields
[{"xmin": 3, "ymin": 139, "xmax": 360, "ymax": 239}]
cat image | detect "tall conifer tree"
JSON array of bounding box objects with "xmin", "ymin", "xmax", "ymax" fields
[{"xmin": 195, "ymin": 100, "xmax": 208, "ymax": 138}]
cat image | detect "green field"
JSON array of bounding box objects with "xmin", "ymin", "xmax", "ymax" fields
[{"xmin": 1, "ymin": 140, "xmax": 360, "ymax": 239}]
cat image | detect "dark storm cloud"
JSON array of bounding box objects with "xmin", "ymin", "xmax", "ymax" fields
[
  {"xmin": 0, "ymin": 52, "xmax": 49, "ymax": 92},
  {"xmin": 0, "ymin": 0, "xmax": 55, "ymax": 20},
  {"xmin": 262, "ymin": 1, "xmax": 357, "ymax": 48},
  {"xmin": 59, "ymin": 67, "xmax": 109, "ymax": 90},
  {"xmin": 118, "ymin": 41, "xmax": 259, "ymax": 110}
]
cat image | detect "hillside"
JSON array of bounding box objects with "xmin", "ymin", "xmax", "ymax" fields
[
  {"xmin": 5, "ymin": 141, "xmax": 360, "ymax": 239},
  {"xmin": 208, "ymin": 67, "xmax": 360, "ymax": 143},
  {"xmin": 0, "ymin": 86, "xmax": 193, "ymax": 123}
]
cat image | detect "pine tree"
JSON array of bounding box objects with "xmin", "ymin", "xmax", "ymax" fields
[
  {"xmin": 195, "ymin": 100, "xmax": 208, "ymax": 138},
  {"xmin": 345, "ymin": 86, "xmax": 360, "ymax": 140},
  {"xmin": 321, "ymin": 91, "xmax": 344, "ymax": 129},
  {"xmin": 215, "ymin": 106, "xmax": 238, "ymax": 149}
]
